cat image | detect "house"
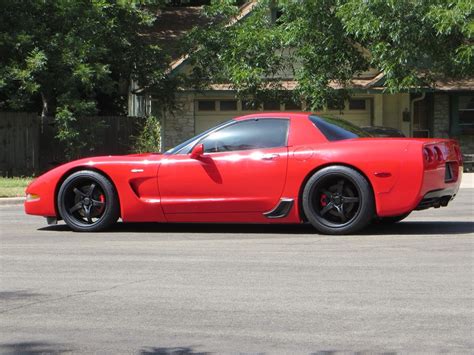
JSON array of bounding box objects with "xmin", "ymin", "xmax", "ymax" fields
[{"xmin": 129, "ymin": 2, "xmax": 474, "ymax": 156}]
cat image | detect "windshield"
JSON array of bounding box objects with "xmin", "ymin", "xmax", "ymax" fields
[
  {"xmin": 309, "ymin": 115, "xmax": 373, "ymax": 141},
  {"xmin": 165, "ymin": 120, "xmax": 234, "ymax": 154}
]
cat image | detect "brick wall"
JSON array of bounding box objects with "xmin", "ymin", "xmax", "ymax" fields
[
  {"xmin": 160, "ymin": 94, "xmax": 195, "ymax": 151},
  {"xmin": 433, "ymin": 93, "xmax": 450, "ymax": 138},
  {"xmin": 459, "ymin": 135, "xmax": 474, "ymax": 155}
]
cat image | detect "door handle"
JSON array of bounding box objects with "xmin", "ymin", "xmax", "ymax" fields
[{"xmin": 262, "ymin": 153, "xmax": 279, "ymax": 160}]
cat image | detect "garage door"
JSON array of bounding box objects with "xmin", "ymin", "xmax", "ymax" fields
[
  {"xmin": 323, "ymin": 98, "xmax": 372, "ymax": 127},
  {"xmin": 195, "ymin": 113, "xmax": 232, "ymax": 133}
]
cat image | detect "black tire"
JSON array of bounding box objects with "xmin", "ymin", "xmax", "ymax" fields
[
  {"xmin": 376, "ymin": 212, "xmax": 411, "ymax": 224},
  {"xmin": 302, "ymin": 166, "xmax": 375, "ymax": 235},
  {"xmin": 57, "ymin": 170, "xmax": 120, "ymax": 232}
]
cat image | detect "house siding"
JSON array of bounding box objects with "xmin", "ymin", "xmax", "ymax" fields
[{"xmin": 382, "ymin": 93, "xmax": 411, "ymax": 135}]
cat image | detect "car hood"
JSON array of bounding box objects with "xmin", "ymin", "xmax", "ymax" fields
[{"xmin": 30, "ymin": 153, "xmax": 165, "ymax": 186}]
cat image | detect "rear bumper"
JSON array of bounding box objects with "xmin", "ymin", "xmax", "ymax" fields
[
  {"xmin": 415, "ymin": 165, "xmax": 462, "ymax": 211},
  {"xmin": 415, "ymin": 188, "xmax": 458, "ymax": 210}
]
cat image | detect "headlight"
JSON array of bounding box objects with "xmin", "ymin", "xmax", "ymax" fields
[{"xmin": 26, "ymin": 193, "xmax": 40, "ymax": 201}]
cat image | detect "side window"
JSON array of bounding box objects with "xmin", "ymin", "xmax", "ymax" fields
[{"xmin": 200, "ymin": 119, "xmax": 289, "ymax": 153}]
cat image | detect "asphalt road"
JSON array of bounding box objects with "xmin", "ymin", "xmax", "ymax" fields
[{"xmin": 0, "ymin": 190, "xmax": 473, "ymax": 354}]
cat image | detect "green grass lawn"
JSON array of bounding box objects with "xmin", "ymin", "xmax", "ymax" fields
[{"xmin": 0, "ymin": 177, "xmax": 33, "ymax": 198}]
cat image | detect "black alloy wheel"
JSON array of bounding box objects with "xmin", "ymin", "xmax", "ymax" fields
[
  {"xmin": 57, "ymin": 170, "xmax": 120, "ymax": 232},
  {"xmin": 302, "ymin": 166, "xmax": 375, "ymax": 234}
]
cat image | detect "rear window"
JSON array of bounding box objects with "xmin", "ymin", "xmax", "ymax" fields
[{"xmin": 309, "ymin": 115, "xmax": 372, "ymax": 141}]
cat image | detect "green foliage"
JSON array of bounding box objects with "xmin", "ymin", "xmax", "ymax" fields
[
  {"xmin": 337, "ymin": 0, "xmax": 474, "ymax": 90},
  {"xmin": 133, "ymin": 115, "xmax": 162, "ymax": 153},
  {"xmin": 186, "ymin": 0, "xmax": 474, "ymax": 108},
  {"xmin": 55, "ymin": 105, "xmax": 108, "ymax": 159},
  {"xmin": 186, "ymin": 1, "xmax": 288, "ymax": 102},
  {"xmin": 0, "ymin": 0, "xmax": 170, "ymax": 159}
]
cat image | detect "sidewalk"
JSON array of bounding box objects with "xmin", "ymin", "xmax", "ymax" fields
[{"xmin": 461, "ymin": 172, "xmax": 474, "ymax": 189}]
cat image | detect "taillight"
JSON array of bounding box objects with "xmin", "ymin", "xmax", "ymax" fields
[
  {"xmin": 433, "ymin": 146, "xmax": 443, "ymax": 161},
  {"xmin": 423, "ymin": 147, "xmax": 433, "ymax": 164}
]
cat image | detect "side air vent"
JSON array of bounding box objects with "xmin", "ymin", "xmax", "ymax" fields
[{"xmin": 263, "ymin": 198, "xmax": 294, "ymax": 219}]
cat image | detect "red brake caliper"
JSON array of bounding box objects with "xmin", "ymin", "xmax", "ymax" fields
[
  {"xmin": 98, "ymin": 194, "xmax": 105, "ymax": 213},
  {"xmin": 320, "ymin": 194, "xmax": 327, "ymax": 207}
]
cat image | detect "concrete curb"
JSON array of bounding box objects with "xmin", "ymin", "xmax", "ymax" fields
[
  {"xmin": 0, "ymin": 197, "xmax": 25, "ymax": 206},
  {"xmin": 0, "ymin": 173, "xmax": 472, "ymax": 207}
]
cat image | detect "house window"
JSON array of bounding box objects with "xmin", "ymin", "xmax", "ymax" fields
[
  {"xmin": 220, "ymin": 100, "xmax": 238, "ymax": 111},
  {"xmin": 263, "ymin": 100, "xmax": 280, "ymax": 110},
  {"xmin": 327, "ymin": 98, "xmax": 345, "ymax": 111},
  {"xmin": 349, "ymin": 99, "xmax": 367, "ymax": 110},
  {"xmin": 458, "ymin": 95, "xmax": 474, "ymax": 130},
  {"xmin": 198, "ymin": 100, "xmax": 216, "ymax": 111}
]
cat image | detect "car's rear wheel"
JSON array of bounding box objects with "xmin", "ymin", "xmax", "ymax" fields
[
  {"xmin": 302, "ymin": 166, "xmax": 374, "ymax": 235},
  {"xmin": 57, "ymin": 170, "xmax": 119, "ymax": 232}
]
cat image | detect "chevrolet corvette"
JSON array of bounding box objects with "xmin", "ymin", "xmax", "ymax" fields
[{"xmin": 25, "ymin": 113, "xmax": 463, "ymax": 234}]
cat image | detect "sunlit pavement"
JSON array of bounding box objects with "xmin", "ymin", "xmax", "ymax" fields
[{"xmin": 0, "ymin": 189, "xmax": 473, "ymax": 354}]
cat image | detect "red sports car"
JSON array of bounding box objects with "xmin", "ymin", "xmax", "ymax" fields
[{"xmin": 25, "ymin": 113, "xmax": 463, "ymax": 234}]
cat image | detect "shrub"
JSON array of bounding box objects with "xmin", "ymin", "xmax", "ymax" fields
[{"xmin": 133, "ymin": 115, "xmax": 162, "ymax": 153}]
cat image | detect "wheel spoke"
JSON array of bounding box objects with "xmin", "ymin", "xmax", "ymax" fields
[
  {"xmin": 92, "ymin": 199, "xmax": 104, "ymax": 215},
  {"xmin": 88, "ymin": 183, "xmax": 96, "ymax": 197},
  {"xmin": 334, "ymin": 205, "xmax": 347, "ymax": 223},
  {"xmin": 73, "ymin": 187, "xmax": 86, "ymax": 198},
  {"xmin": 92, "ymin": 199, "xmax": 104, "ymax": 208},
  {"xmin": 69, "ymin": 202, "xmax": 83, "ymax": 214},
  {"xmin": 343, "ymin": 196, "xmax": 359, "ymax": 203},
  {"xmin": 83, "ymin": 205, "xmax": 93, "ymax": 223},
  {"xmin": 336, "ymin": 179, "xmax": 344, "ymax": 194},
  {"xmin": 320, "ymin": 201, "xmax": 334, "ymax": 216}
]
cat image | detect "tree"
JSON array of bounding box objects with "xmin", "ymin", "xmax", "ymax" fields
[
  {"xmin": 0, "ymin": 0, "xmax": 171, "ymax": 158},
  {"xmin": 186, "ymin": 0, "xmax": 474, "ymax": 109}
]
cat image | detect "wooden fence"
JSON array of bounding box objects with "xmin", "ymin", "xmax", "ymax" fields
[{"xmin": 0, "ymin": 112, "xmax": 141, "ymax": 176}]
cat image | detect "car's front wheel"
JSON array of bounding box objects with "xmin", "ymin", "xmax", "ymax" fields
[
  {"xmin": 57, "ymin": 170, "xmax": 120, "ymax": 232},
  {"xmin": 302, "ymin": 166, "xmax": 375, "ymax": 235}
]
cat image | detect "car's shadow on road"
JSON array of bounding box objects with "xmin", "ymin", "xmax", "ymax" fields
[
  {"xmin": 361, "ymin": 221, "xmax": 474, "ymax": 235},
  {"xmin": 39, "ymin": 221, "xmax": 474, "ymax": 236}
]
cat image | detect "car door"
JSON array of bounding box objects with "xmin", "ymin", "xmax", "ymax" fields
[{"xmin": 158, "ymin": 118, "xmax": 289, "ymax": 215}]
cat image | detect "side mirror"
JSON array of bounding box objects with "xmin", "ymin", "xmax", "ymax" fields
[{"xmin": 190, "ymin": 143, "xmax": 204, "ymax": 159}]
